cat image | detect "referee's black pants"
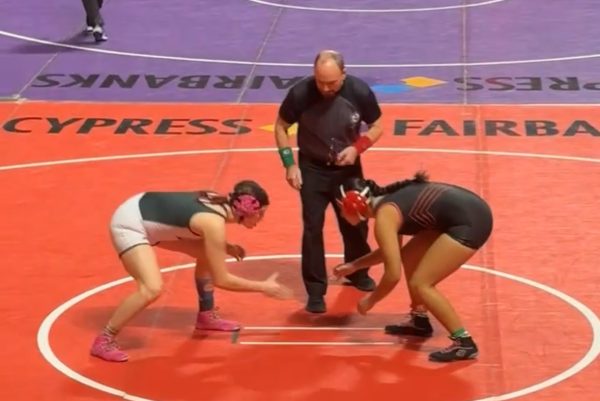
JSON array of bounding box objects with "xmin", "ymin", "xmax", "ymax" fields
[{"xmin": 298, "ymin": 154, "xmax": 372, "ymax": 298}]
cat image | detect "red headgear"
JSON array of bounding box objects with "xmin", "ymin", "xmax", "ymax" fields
[{"xmin": 338, "ymin": 185, "xmax": 371, "ymax": 221}]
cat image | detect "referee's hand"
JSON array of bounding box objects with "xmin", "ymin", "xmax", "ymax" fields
[
  {"xmin": 336, "ymin": 146, "xmax": 358, "ymax": 166},
  {"xmin": 285, "ymin": 165, "xmax": 302, "ymax": 190}
]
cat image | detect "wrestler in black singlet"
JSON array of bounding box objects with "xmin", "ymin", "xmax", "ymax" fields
[{"xmin": 377, "ymin": 182, "xmax": 493, "ymax": 249}]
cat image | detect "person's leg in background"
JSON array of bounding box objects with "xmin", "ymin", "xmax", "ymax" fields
[{"xmin": 81, "ymin": 0, "xmax": 107, "ymax": 42}]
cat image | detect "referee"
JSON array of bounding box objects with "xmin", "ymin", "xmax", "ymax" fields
[{"xmin": 274, "ymin": 50, "xmax": 384, "ymax": 313}]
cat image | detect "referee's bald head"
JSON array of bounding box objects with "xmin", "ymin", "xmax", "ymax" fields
[{"xmin": 314, "ymin": 50, "xmax": 345, "ymax": 72}]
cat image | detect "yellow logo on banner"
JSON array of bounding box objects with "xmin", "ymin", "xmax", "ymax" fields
[
  {"xmin": 402, "ymin": 76, "xmax": 446, "ymax": 88},
  {"xmin": 260, "ymin": 123, "xmax": 298, "ymax": 136}
]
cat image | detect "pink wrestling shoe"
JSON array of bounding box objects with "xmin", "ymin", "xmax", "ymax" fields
[
  {"xmin": 90, "ymin": 334, "xmax": 129, "ymax": 362},
  {"xmin": 195, "ymin": 308, "xmax": 241, "ymax": 331}
]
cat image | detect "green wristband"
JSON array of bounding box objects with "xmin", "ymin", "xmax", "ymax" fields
[{"xmin": 278, "ymin": 147, "xmax": 295, "ymax": 167}]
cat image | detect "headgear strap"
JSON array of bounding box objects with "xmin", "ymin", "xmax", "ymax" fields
[{"xmin": 338, "ymin": 185, "xmax": 370, "ymax": 221}]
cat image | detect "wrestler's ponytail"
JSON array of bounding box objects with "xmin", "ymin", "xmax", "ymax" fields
[
  {"xmin": 366, "ymin": 170, "xmax": 429, "ymax": 196},
  {"xmin": 197, "ymin": 190, "xmax": 228, "ymax": 205},
  {"xmin": 337, "ymin": 171, "xmax": 429, "ymax": 220},
  {"xmin": 197, "ymin": 180, "xmax": 270, "ymax": 208}
]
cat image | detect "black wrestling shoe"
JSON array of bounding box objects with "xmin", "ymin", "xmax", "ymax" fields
[
  {"xmin": 385, "ymin": 313, "xmax": 433, "ymax": 337},
  {"xmin": 429, "ymin": 336, "xmax": 478, "ymax": 362}
]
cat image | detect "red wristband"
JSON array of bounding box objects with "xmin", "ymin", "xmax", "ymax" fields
[{"xmin": 352, "ymin": 136, "xmax": 373, "ymax": 154}]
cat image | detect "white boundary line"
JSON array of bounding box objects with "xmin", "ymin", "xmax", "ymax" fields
[
  {"xmin": 243, "ymin": 326, "xmax": 382, "ymax": 330},
  {"xmin": 35, "ymin": 254, "xmax": 600, "ymax": 401},
  {"xmin": 247, "ymin": 0, "xmax": 507, "ymax": 13},
  {"xmin": 1, "ymin": 28, "xmax": 600, "ymax": 67},
  {"xmin": 239, "ymin": 341, "xmax": 397, "ymax": 345},
  {"xmin": 1, "ymin": 147, "xmax": 600, "ymax": 172}
]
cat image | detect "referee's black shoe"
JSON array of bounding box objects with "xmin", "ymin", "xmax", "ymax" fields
[
  {"xmin": 345, "ymin": 275, "xmax": 376, "ymax": 292},
  {"xmin": 305, "ymin": 296, "xmax": 326, "ymax": 313}
]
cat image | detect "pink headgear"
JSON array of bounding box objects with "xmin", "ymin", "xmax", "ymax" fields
[
  {"xmin": 337, "ymin": 185, "xmax": 371, "ymax": 221},
  {"xmin": 231, "ymin": 194, "xmax": 262, "ymax": 218}
]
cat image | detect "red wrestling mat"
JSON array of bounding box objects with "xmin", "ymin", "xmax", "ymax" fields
[{"xmin": 1, "ymin": 101, "xmax": 599, "ymax": 401}]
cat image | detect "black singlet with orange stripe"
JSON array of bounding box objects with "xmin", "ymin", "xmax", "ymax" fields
[{"xmin": 377, "ymin": 182, "xmax": 493, "ymax": 249}]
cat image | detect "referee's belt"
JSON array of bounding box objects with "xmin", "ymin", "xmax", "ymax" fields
[{"xmin": 299, "ymin": 152, "xmax": 359, "ymax": 169}]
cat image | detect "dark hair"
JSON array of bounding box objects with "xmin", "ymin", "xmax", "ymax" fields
[
  {"xmin": 339, "ymin": 171, "xmax": 429, "ymax": 198},
  {"xmin": 198, "ymin": 180, "xmax": 269, "ymax": 207}
]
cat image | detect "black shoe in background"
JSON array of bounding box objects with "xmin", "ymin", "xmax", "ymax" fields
[
  {"xmin": 305, "ymin": 296, "xmax": 326, "ymax": 313},
  {"xmin": 385, "ymin": 313, "xmax": 434, "ymax": 337},
  {"xmin": 346, "ymin": 275, "xmax": 376, "ymax": 292}
]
